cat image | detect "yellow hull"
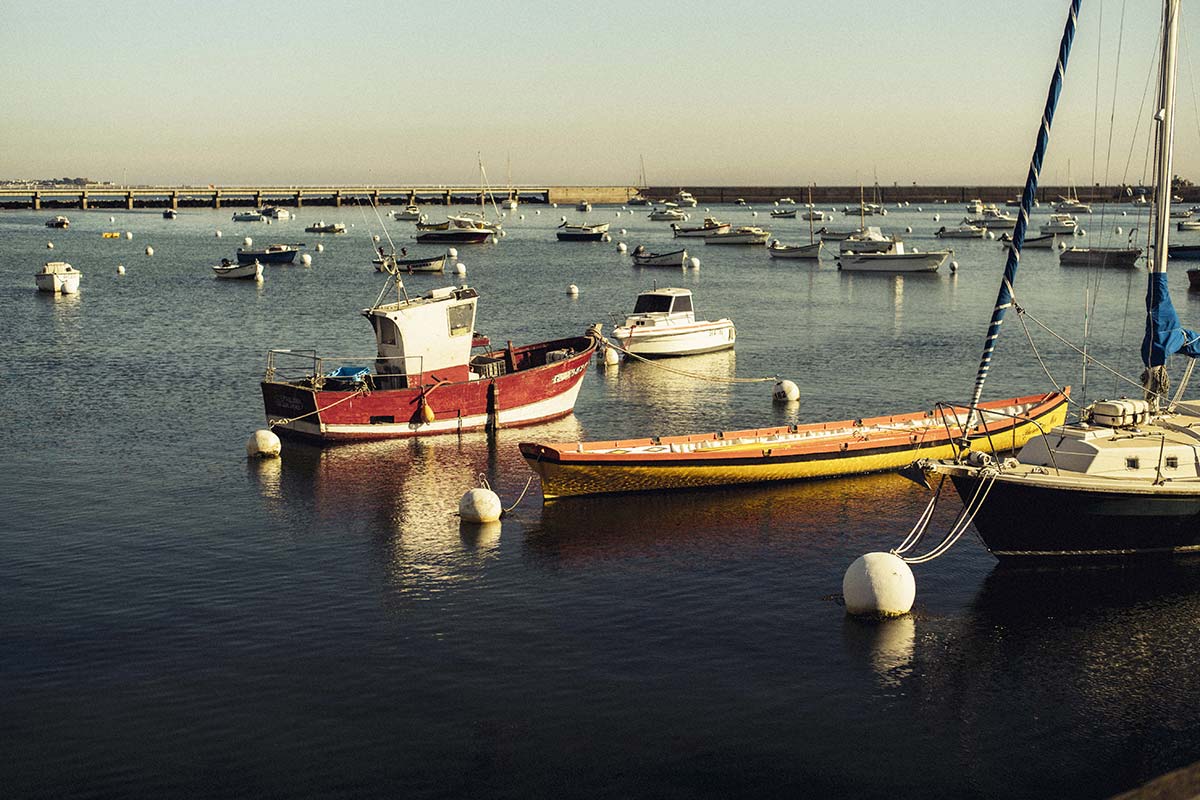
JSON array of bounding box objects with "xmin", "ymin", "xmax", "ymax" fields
[{"xmin": 526, "ymin": 396, "xmax": 1067, "ymax": 500}]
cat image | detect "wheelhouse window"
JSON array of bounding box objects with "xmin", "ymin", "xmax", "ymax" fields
[
  {"xmin": 447, "ymin": 303, "xmax": 473, "ymax": 337},
  {"xmin": 633, "ymin": 295, "xmax": 674, "ymax": 313},
  {"xmin": 1126, "ymin": 457, "xmax": 1140, "ymax": 470}
]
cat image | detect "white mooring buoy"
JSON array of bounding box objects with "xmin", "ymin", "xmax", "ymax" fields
[
  {"xmin": 247, "ymin": 429, "xmax": 282, "ymax": 459},
  {"xmin": 144, "ymin": 246, "xmax": 154, "ymax": 256},
  {"xmin": 843, "ymin": 552, "xmax": 915, "ymax": 617},
  {"xmin": 950, "ymin": 260, "xmax": 959, "ymax": 273},
  {"xmin": 773, "ymin": 379, "xmax": 800, "ymax": 403},
  {"xmin": 567, "ymin": 283, "xmax": 579, "ymax": 296},
  {"xmin": 109, "ymin": 216, "xmax": 115, "ymax": 223},
  {"xmin": 316, "ymin": 243, "xmax": 324, "ymax": 253},
  {"xmin": 905, "ymin": 226, "xmax": 913, "ymax": 234},
  {"xmin": 46, "ymin": 241, "xmax": 54, "ymax": 249},
  {"xmin": 125, "ymin": 231, "xmax": 133, "ymax": 240},
  {"xmin": 619, "ymin": 228, "xmax": 627, "ymax": 235},
  {"xmin": 215, "ymin": 230, "xmax": 223, "ymax": 238},
  {"xmin": 117, "ymin": 264, "xmax": 126, "ymax": 275},
  {"xmin": 1116, "ymin": 226, "xmax": 1123, "ymax": 235},
  {"xmin": 603, "ymin": 346, "xmax": 620, "ymax": 366},
  {"xmin": 244, "ymin": 236, "xmax": 253, "ymax": 247},
  {"xmin": 459, "ymin": 487, "xmax": 502, "ymax": 523},
  {"xmin": 617, "ymin": 242, "xmax": 627, "ymax": 253},
  {"xmin": 300, "ymin": 253, "xmax": 312, "ymax": 266},
  {"xmin": 933, "ymin": 214, "xmax": 940, "ymax": 222},
  {"xmin": 373, "ymin": 234, "xmax": 381, "ymax": 243},
  {"xmin": 447, "ymin": 248, "xmax": 458, "ymax": 260},
  {"xmin": 690, "ymin": 257, "xmax": 701, "ymax": 269},
  {"xmin": 455, "ymin": 263, "xmax": 466, "ymax": 275}
]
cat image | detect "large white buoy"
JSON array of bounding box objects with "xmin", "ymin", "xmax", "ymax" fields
[
  {"xmin": 933, "ymin": 213, "xmax": 940, "ymax": 222},
  {"xmin": 950, "ymin": 260, "xmax": 959, "ymax": 273},
  {"xmin": 773, "ymin": 379, "xmax": 800, "ymax": 403},
  {"xmin": 316, "ymin": 243, "xmax": 325, "ymax": 252},
  {"xmin": 519, "ymin": 214, "xmax": 525, "ymax": 220},
  {"xmin": 46, "ymin": 241, "xmax": 54, "ymax": 249},
  {"xmin": 215, "ymin": 229, "xmax": 223, "ymax": 238},
  {"xmin": 690, "ymin": 257, "xmax": 700, "ymax": 269},
  {"xmin": 125, "ymin": 231, "xmax": 133, "ymax": 240},
  {"xmin": 117, "ymin": 264, "xmax": 126, "ymax": 275},
  {"xmin": 244, "ymin": 236, "xmax": 253, "ymax": 247},
  {"xmin": 603, "ymin": 346, "xmax": 620, "ymax": 366},
  {"xmin": 905, "ymin": 226, "xmax": 913, "ymax": 233},
  {"xmin": 447, "ymin": 247, "xmax": 458, "ymax": 259},
  {"xmin": 247, "ymin": 429, "xmax": 282, "ymax": 459},
  {"xmin": 987, "ymin": 231, "xmax": 996, "ymax": 240},
  {"xmin": 619, "ymin": 228, "xmax": 627, "ymax": 235},
  {"xmin": 144, "ymin": 246, "xmax": 154, "ymax": 256},
  {"xmin": 455, "ymin": 262, "xmax": 466, "ymax": 275},
  {"xmin": 459, "ymin": 487, "xmax": 501, "ymax": 523},
  {"xmin": 843, "ymin": 552, "xmax": 915, "ymax": 617},
  {"xmin": 567, "ymin": 283, "xmax": 579, "ymax": 296},
  {"xmin": 751, "ymin": 211, "xmax": 758, "ymax": 217},
  {"xmin": 617, "ymin": 242, "xmax": 627, "ymax": 253},
  {"xmin": 1116, "ymin": 226, "xmax": 1123, "ymax": 235},
  {"xmin": 300, "ymin": 253, "xmax": 312, "ymax": 266}
]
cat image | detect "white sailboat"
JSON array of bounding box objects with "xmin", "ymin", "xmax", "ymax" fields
[{"xmin": 914, "ymin": 0, "xmax": 1200, "ymax": 559}]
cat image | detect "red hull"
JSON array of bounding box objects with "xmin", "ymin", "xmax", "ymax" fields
[{"xmin": 263, "ymin": 335, "xmax": 596, "ymax": 442}]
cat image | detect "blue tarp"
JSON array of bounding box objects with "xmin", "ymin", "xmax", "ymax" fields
[{"xmin": 1142, "ymin": 272, "xmax": 1200, "ymax": 366}]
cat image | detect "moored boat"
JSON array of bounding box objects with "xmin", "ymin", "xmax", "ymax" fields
[
  {"xmin": 839, "ymin": 226, "xmax": 900, "ymax": 254},
  {"xmin": 935, "ymin": 224, "xmax": 986, "ymax": 239},
  {"xmin": 704, "ymin": 226, "xmax": 770, "ymax": 245},
  {"xmin": 304, "ymin": 221, "xmax": 347, "ymax": 234},
  {"xmin": 674, "ymin": 190, "xmax": 698, "ymax": 207},
  {"xmin": 648, "ymin": 208, "xmax": 687, "ymax": 222},
  {"xmin": 261, "ymin": 206, "xmax": 291, "ymax": 220},
  {"xmin": 1002, "ymin": 232, "xmax": 1058, "ymax": 249},
  {"xmin": 556, "ymin": 222, "xmax": 610, "ymax": 241},
  {"xmin": 373, "ymin": 251, "xmax": 447, "ymax": 273},
  {"xmin": 162, "ymin": 208, "xmax": 178, "ymax": 219},
  {"xmin": 394, "ymin": 205, "xmax": 424, "ymax": 221},
  {"xmin": 767, "ymin": 240, "xmax": 822, "ymax": 259},
  {"xmin": 415, "ymin": 228, "xmax": 494, "ymax": 244},
  {"xmin": 610, "ymin": 287, "xmax": 734, "ymax": 359},
  {"xmin": 45, "ymin": 216, "xmax": 70, "ymax": 229},
  {"xmin": 1058, "ymin": 246, "xmax": 1141, "ymax": 268},
  {"xmin": 212, "ymin": 259, "xmax": 263, "ymax": 280},
  {"xmin": 261, "ymin": 282, "xmax": 598, "ymax": 441},
  {"xmin": 520, "ymin": 390, "xmax": 1069, "ymax": 500},
  {"xmin": 576, "ymin": 201, "xmax": 592, "ymax": 212},
  {"xmin": 1169, "ymin": 244, "xmax": 1200, "ymax": 260},
  {"xmin": 769, "ymin": 208, "xmax": 797, "ymax": 219},
  {"xmin": 838, "ymin": 241, "xmax": 948, "ymax": 272},
  {"xmin": 232, "ymin": 210, "xmax": 265, "ymax": 222},
  {"xmin": 35, "ymin": 261, "xmax": 81, "ymax": 293},
  {"xmin": 237, "ymin": 244, "xmax": 300, "ymax": 264},
  {"xmin": 630, "ymin": 246, "xmax": 688, "ymax": 267},
  {"xmin": 671, "ymin": 218, "xmax": 730, "ymax": 238},
  {"xmin": 1040, "ymin": 213, "xmax": 1078, "ymax": 235}
]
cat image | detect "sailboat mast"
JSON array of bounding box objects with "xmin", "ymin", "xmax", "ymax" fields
[
  {"xmin": 964, "ymin": 0, "xmax": 1082, "ymax": 422},
  {"xmin": 808, "ymin": 185, "xmax": 815, "ymax": 244},
  {"xmin": 1151, "ymin": 0, "xmax": 1179, "ymax": 275}
]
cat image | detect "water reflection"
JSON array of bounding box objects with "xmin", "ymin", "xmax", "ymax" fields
[{"xmin": 842, "ymin": 615, "xmax": 916, "ymax": 690}]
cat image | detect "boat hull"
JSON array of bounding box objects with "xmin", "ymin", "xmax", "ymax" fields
[
  {"xmin": 212, "ymin": 261, "xmax": 263, "ymax": 280},
  {"xmin": 704, "ymin": 233, "xmax": 770, "ymax": 245},
  {"xmin": 838, "ymin": 251, "xmax": 947, "ymax": 272},
  {"xmin": 1059, "ymin": 247, "xmax": 1141, "ymax": 268},
  {"xmin": 414, "ymin": 230, "xmax": 493, "ymax": 244},
  {"xmin": 263, "ymin": 335, "xmax": 595, "ymax": 442},
  {"xmin": 614, "ymin": 320, "xmax": 735, "ymax": 358},
  {"xmin": 672, "ymin": 224, "xmax": 730, "ymax": 238},
  {"xmin": 520, "ymin": 390, "xmax": 1069, "ymax": 500},
  {"xmin": 374, "ymin": 255, "xmax": 446, "ymax": 273},
  {"xmin": 946, "ymin": 470, "xmax": 1200, "ymax": 559},
  {"xmin": 632, "ymin": 249, "xmax": 688, "ymax": 267},
  {"xmin": 35, "ymin": 271, "xmax": 80, "ymax": 293},
  {"xmin": 238, "ymin": 249, "xmax": 297, "ymax": 265},
  {"xmin": 556, "ymin": 231, "xmax": 606, "ymax": 241},
  {"xmin": 767, "ymin": 242, "xmax": 822, "ymax": 259}
]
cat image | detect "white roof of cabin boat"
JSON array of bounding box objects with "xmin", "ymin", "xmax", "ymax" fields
[{"xmin": 630, "ymin": 287, "xmax": 694, "ymax": 315}]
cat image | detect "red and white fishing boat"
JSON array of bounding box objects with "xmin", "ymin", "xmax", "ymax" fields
[{"xmin": 261, "ymin": 278, "xmax": 599, "ymax": 442}]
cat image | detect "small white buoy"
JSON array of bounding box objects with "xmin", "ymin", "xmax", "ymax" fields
[
  {"xmin": 552, "ymin": 202, "xmax": 558, "ymax": 208},
  {"xmin": 561, "ymin": 215, "xmax": 567, "ymax": 222},
  {"xmin": 615, "ymin": 212, "xmax": 621, "ymax": 218},
  {"xmin": 987, "ymin": 231, "xmax": 996, "ymax": 240},
  {"xmin": 519, "ymin": 214, "xmax": 525, "ymax": 220},
  {"xmin": 117, "ymin": 264, "xmax": 126, "ymax": 275},
  {"xmin": 1121, "ymin": 210, "xmax": 1128, "ymax": 216},
  {"xmin": 316, "ymin": 243, "xmax": 325, "ymax": 253},
  {"xmin": 1059, "ymin": 240, "xmax": 1068, "ymax": 250},
  {"xmin": 244, "ymin": 236, "xmax": 253, "ymax": 247},
  {"xmin": 752, "ymin": 211, "xmax": 758, "ymax": 217},
  {"xmin": 905, "ymin": 226, "xmax": 913, "ymax": 234},
  {"xmin": 124, "ymin": 231, "xmax": 133, "ymax": 240},
  {"xmin": 690, "ymin": 257, "xmax": 701, "ymax": 269},
  {"xmin": 1078, "ymin": 228, "xmax": 1087, "ymax": 237},
  {"xmin": 536, "ymin": 209, "xmax": 541, "ymax": 215},
  {"xmin": 300, "ymin": 253, "xmax": 312, "ymax": 266},
  {"xmin": 454, "ymin": 262, "xmax": 466, "ymax": 275},
  {"xmin": 109, "ymin": 215, "xmax": 115, "ymax": 223},
  {"xmin": 1115, "ymin": 227, "xmax": 1123, "ymax": 235},
  {"xmin": 619, "ymin": 228, "xmax": 627, "ymax": 235},
  {"xmin": 373, "ymin": 234, "xmax": 381, "ymax": 242},
  {"xmin": 46, "ymin": 241, "xmax": 54, "ymax": 249},
  {"xmin": 917, "ymin": 206, "xmax": 923, "ymax": 212},
  {"xmin": 144, "ymin": 246, "xmax": 154, "ymax": 256},
  {"xmin": 459, "ymin": 487, "xmax": 502, "ymax": 523},
  {"xmin": 617, "ymin": 242, "xmax": 628, "ymax": 253},
  {"xmin": 567, "ymin": 283, "xmax": 579, "ymax": 296},
  {"xmin": 603, "ymin": 346, "xmax": 620, "ymax": 366},
  {"xmin": 448, "ymin": 247, "xmax": 458, "ymax": 260},
  {"xmin": 215, "ymin": 229, "xmax": 223, "ymax": 238},
  {"xmin": 842, "ymin": 552, "xmax": 915, "ymax": 617},
  {"xmin": 247, "ymin": 429, "xmax": 282, "ymax": 459},
  {"xmin": 601, "ymin": 233, "xmax": 611, "ymax": 242},
  {"xmin": 950, "ymin": 260, "xmax": 959, "ymax": 273},
  {"xmin": 773, "ymin": 379, "xmax": 800, "ymax": 403},
  {"xmin": 933, "ymin": 214, "xmax": 940, "ymax": 222}
]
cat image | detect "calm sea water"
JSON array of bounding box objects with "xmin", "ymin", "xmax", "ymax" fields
[{"xmin": 3, "ymin": 201, "xmax": 1199, "ymax": 798}]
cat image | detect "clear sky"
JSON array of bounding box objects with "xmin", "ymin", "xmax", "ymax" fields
[{"xmin": 2, "ymin": 0, "xmax": 1194, "ymax": 187}]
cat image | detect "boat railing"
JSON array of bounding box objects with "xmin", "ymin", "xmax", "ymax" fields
[
  {"xmin": 264, "ymin": 348, "xmax": 423, "ymax": 387},
  {"xmin": 935, "ymin": 399, "xmax": 1063, "ymax": 469}
]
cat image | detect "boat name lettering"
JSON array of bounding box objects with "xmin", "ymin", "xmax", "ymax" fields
[{"xmin": 551, "ymin": 365, "xmax": 585, "ymax": 384}]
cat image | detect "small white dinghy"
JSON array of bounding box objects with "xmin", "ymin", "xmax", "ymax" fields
[
  {"xmin": 612, "ymin": 287, "xmax": 735, "ymax": 358},
  {"xmin": 631, "ymin": 246, "xmax": 688, "ymax": 267},
  {"xmin": 212, "ymin": 259, "xmax": 264, "ymax": 280},
  {"xmin": 35, "ymin": 261, "xmax": 81, "ymax": 293},
  {"xmin": 838, "ymin": 241, "xmax": 949, "ymax": 273},
  {"xmin": 767, "ymin": 240, "xmax": 822, "ymax": 259}
]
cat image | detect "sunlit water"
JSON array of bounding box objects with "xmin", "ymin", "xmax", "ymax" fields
[{"xmin": 2, "ymin": 201, "xmax": 1198, "ymax": 798}]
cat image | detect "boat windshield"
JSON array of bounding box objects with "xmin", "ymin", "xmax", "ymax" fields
[{"xmin": 633, "ymin": 294, "xmax": 690, "ymax": 314}]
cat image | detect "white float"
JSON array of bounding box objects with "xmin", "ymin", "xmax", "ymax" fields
[
  {"xmin": 455, "ymin": 263, "xmax": 466, "ymax": 275},
  {"xmin": 316, "ymin": 243, "xmax": 324, "ymax": 253},
  {"xmin": 690, "ymin": 257, "xmax": 701, "ymax": 269},
  {"xmin": 125, "ymin": 231, "xmax": 133, "ymax": 240},
  {"xmin": 247, "ymin": 429, "xmax": 282, "ymax": 459},
  {"xmin": 603, "ymin": 346, "xmax": 620, "ymax": 366},
  {"xmin": 215, "ymin": 230, "xmax": 222, "ymax": 238},
  {"xmin": 773, "ymin": 379, "xmax": 800, "ymax": 403},
  {"xmin": 145, "ymin": 246, "xmax": 154, "ymax": 256},
  {"xmin": 617, "ymin": 242, "xmax": 627, "ymax": 253},
  {"xmin": 567, "ymin": 283, "xmax": 579, "ymax": 296},
  {"xmin": 300, "ymin": 253, "xmax": 312, "ymax": 266},
  {"xmin": 950, "ymin": 260, "xmax": 959, "ymax": 273},
  {"xmin": 46, "ymin": 242, "xmax": 54, "ymax": 249},
  {"xmin": 842, "ymin": 552, "xmax": 916, "ymax": 617},
  {"xmin": 459, "ymin": 487, "xmax": 501, "ymax": 523},
  {"xmin": 244, "ymin": 237, "xmax": 253, "ymax": 247},
  {"xmin": 117, "ymin": 264, "xmax": 126, "ymax": 275}
]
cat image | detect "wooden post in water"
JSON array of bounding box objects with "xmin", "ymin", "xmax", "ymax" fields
[
  {"xmin": 32, "ymin": 191, "xmax": 40, "ymax": 211},
  {"xmin": 212, "ymin": 191, "xmax": 221, "ymax": 209},
  {"xmin": 79, "ymin": 192, "xmax": 88, "ymax": 210},
  {"xmin": 125, "ymin": 192, "xmax": 134, "ymax": 210}
]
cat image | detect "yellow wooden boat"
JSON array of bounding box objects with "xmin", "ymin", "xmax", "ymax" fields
[{"xmin": 520, "ymin": 389, "xmax": 1069, "ymax": 500}]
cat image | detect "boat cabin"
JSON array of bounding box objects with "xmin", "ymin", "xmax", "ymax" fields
[
  {"xmin": 364, "ymin": 285, "xmax": 479, "ymax": 388},
  {"xmin": 625, "ymin": 288, "xmax": 695, "ymax": 325}
]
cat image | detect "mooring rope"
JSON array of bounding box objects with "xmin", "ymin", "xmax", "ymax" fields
[
  {"xmin": 600, "ymin": 335, "xmax": 777, "ymax": 385},
  {"xmin": 895, "ymin": 468, "xmax": 999, "ymax": 564},
  {"xmin": 268, "ymin": 384, "xmax": 371, "ymax": 429}
]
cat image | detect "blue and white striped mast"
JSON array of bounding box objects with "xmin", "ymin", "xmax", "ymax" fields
[{"xmin": 965, "ymin": 0, "xmax": 1083, "ymax": 426}]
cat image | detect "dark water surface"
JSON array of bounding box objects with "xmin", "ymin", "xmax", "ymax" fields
[{"xmin": 3, "ymin": 203, "xmax": 1199, "ymax": 798}]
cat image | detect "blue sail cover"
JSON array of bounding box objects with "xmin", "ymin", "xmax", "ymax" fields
[{"xmin": 1142, "ymin": 272, "xmax": 1200, "ymax": 365}]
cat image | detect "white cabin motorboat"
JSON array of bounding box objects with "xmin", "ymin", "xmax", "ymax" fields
[
  {"xmin": 703, "ymin": 226, "xmax": 771, "ymax": 245},
  {"xmin": 802, "ymin": 209, "xmax": 829, "ymax": 222},
  {"xmin": 1054, "ymin": 196, "xmax": 1092, "ymax": 214},
  {"xmin": 838, "ymin": 242, "xmax": 948, "ymax": 273},
  {"xmin": 670, "ymin": 218, "xmax": 729, "ymax": 238},
  {"xmin": 839, "ymin": 226, "xmax": 900, "ymax": 254},
  {"xmin": 394, "ymin": 205, "xmax": 424, "ymax": 221},
  {"xmin": 675, "ymin": 191, "xmax": 699, "ymax": 208},
  {"xmin": 963, "ymin": 205, "xmax": 1017, "ymax": 230},
  {"xmin": 965, "ymin": 199, "xmax": 985, "ymax": 214},
  {"xmin": 935, "ymin": 224, "xmax": 987, "ymax": 239},
  {"xmin": 45, "ymin": 215, "xmax": 70, "ymax": 229},
  {"xmin": 612, "ymin": 288, "xmax": 734, "ymax": 358},
  {"xmin": 232, "ymin": 210, "xmax": 265, "ymax": 222},
  {"xmin": 35, "ymin": 261, "xmax": 81, "ymax": 293},
  {"xmin": 649, "ymin": 208, "xmax": 688, "ymax": 222},
  {"xmin": 1040, "ymin": 213, "xmax": 1079, "ymax": 235},
  {"xmin": 261, "ymin": 206, "xmax": 291, "ymax": 220}
]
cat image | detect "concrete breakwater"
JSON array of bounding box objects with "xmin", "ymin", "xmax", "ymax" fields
[{"xmin": 0, "ymin": 183, "xmax": 1173, "ymax": 210}]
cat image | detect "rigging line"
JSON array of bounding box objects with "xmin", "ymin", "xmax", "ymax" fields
[
  {"xmin": 1118, "ymin": 21, "xmax": 1162, "ymax": 187},
  {"xmin": 1089, "ymin": 0, "xmax": 1104, "ymax": 195},
  {"xmin": 1014, "ymin": 302, "xmax": 1087, "ymax": 410},
  {"xmin": 1185, "ymin": 16, "xmax": 1200, "ymax": 157}
]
